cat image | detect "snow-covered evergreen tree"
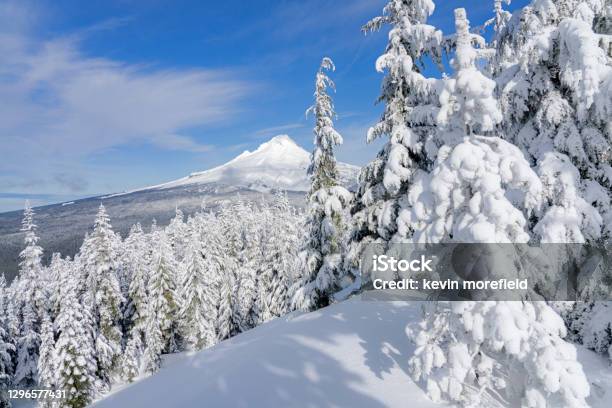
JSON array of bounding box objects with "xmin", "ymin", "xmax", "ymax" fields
[
  {"xmin": 121, "ymin": 333, "xmax": 142, "ymax": 383},
  {"xmin": 47, "ymin": 253, "xmax": 69, "ymax": 322},
  {"xmin": 122, "ymin": 224, "xmax": 148, "ymax": 331},
  {"xmin": 406, "ymin": 7, "xmax": 542, "ymax": 244},
  {"xmin": 492, "ymin": 0, "xmax": 612, "ymax": 362},
  {"xmin": 292, "ymin": 58, "xmax": 351, "ymax": 311},
  {"xmin": 255, "ymin": 193, "xmax": 298, "ymax": 320},
  {"xmin": 214, "ymin": 205, "xmax": 239, "ymax": 339},
  {"xmin": 145, "ymin": 230, "xmax": 179, "ymax": 371},
  {"xmin": 120, "ymin": 224, "xmax": 149, "ymax": 382},
  {"xmin": 166, "ymin": 208, "xmax": 189, "ymax": 263},
  {"xmin": 0, "ymin": 275, "xmax": 15, "ymax": 408},
  {"xmin": 4, "ymin": 285, "xmax": 19, "ymax": 378},
  {"xmin": 495, "ymin": 0, "xmax": 611, "ymax": 243},
  {"xmin": 37, "ymin": 314, "xmax": 55, "ymax": 390},
  {"xmin": 142, "ymin": 310, "xmax": 162, "ymax": 375},
  {"xmin": 407, "ymin": 9, "xmax": 590, "ymax": 407},
  {"xmin": 179, "ymin": 232, "xmax": 216, "ymax": 350},
  {"xmin": 347, "ymin": 0, "xmax": 443, "ymax": 287},
  {"xmin": 81, "ymin": 205, "xmax": 123, "ymax": 388},
  {"xmin": 409, "ymin": 301, "xmax": 591, "ymax": 407},
  {"xmin": 233, "ymin": 201, "xmax": 260, "ymax": 332},
  {"xmin": 216, "ymin": 271, "xmax": 237, "ymax": 341},
  {"xmin": 14, "ymin": 201, "xmax": 47, "ymax": 388},
  {"xmin": 54, "ymin": 278, "xmax": 97, "ymax": 408}
]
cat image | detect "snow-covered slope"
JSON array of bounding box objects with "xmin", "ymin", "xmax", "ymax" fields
[
  {"xmin": 94, "ymin": 299, "xmax": 440, "ymax": 408},
  {"xmin": 92, "ymin": 299, "xmax": 612, "ymax": 408},
  {"xmin": 143, "ymin": 135, "xmax": 359, "ymax": 192}
]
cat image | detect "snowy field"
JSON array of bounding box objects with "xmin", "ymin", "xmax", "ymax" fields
[{"xmin": 92, "ymin": 299, "xmax": 612, "ymax": 408}]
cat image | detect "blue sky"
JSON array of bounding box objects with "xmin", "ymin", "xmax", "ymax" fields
[{"xmin": 0, "ymin": 0, "xmax": 530, "ymax": 212}]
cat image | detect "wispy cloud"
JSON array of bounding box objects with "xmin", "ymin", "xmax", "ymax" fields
[
  {"xmin": 0, "ymin": 1, "xmax": 257, "ymax": 195},
  {"xmin": 268, "ymin": 0, "xmax": 384, "ymax": 40},
  {"xmin": 252, "ymin": 123, "xmax": 305, "ymax": 138},
  {"xmin": 53, "ymin": 173, "xmax": 89, "ymax": 192}
]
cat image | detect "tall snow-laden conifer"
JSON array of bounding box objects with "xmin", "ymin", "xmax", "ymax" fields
[
  {"xmin": 492, "ymin": 0, "xmax": 612, "ymax": 362},
  {"xmin": 179, "ymin": 231, "xmax": 215, "ymax": 350},
  {"xmin": 0, "ymin": 275, "xmax": 15, "ymax": 408},
  {"xmin": 37, "ymin": 314, "xmax": 55, "ymax": 390},
  {"xmin": 233, "ymin": 201, "xmax": 260, "ymax": 332},
  {"xmin": 406, "ymin": 7, "xmax": 542, "ymax": 244},
  {"xmin": 82, "ymin": 205, "xmax": 123, "ymax": 388},
  {"xmin": 54, "ymin": 278, "xmax": 97, "ymax": 408},
  {"xmin": 407, "ymin": 9, "xmax": 590, "ymax": 407},
  {"xmin": 145, "ymin": 230, "xmax": 179, "ymax": 371},
  {"xmin": 292, "ymin": 58, "xmax": 351, "ymax": 311},
  {"xmin": 166, "ymin": 208, "xmax": 189, "ymax": 263},
  {"xmin": 215, "ymin": 205, "xmax": 239, "ymax": 338},
  {"xmin": 495, "ymin": 0, "xmax": 611, "ymax": 243},
  {"xmin": 14, "ymin": 201, "xmax": 47, "ymax": 387},
  {"xmin": 216, "ymin": 271, "xmax": 236, "ymax": 341},
  {"xmin": 258, "ymin": 193, "xmax": 298, "ymax": 320},
  {"xmin": 121, "ymin": 224, "xmax": 148, "ymax": 382},
  {"xmin": 47, "ymin": 253, "xmax": 69, "ymax": 321},
  {"xmin": 347, "ymin": 0, "xmax": 443, "ymax": 285}
]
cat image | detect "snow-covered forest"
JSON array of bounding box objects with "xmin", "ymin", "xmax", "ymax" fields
[
  {"xmin": 1, "ymin": 193, "xmax": 303, "ymax": 407},
  {"xmin": 1, "ymin": 0, "xmax": 611, "ymax": 407}
]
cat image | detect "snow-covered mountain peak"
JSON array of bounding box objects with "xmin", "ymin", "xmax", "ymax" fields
[
  {"xmin": 261, "ymin": 134, "xmax": 302, "ymax": 149},
  {"xmin": 146, "ymin": 135, "xmax": 358, "ymax": 192},
  {"xmin": 225, "ymin": 134, "xmax": 309, "ymax": 168}
]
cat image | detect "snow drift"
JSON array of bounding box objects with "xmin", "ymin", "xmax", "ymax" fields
[{"xmin": 93, "ymin": 299, "xmax": 612, "ymax": 408}]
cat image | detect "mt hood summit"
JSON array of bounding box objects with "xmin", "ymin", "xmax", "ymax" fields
[{"xmin": 143, "ymin": 134, "xmax": 359, "ymax": 192}]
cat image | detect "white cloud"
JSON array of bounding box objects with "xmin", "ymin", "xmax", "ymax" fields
[
  {"xmin": 252, "ymin": 123, "xmax": 305, "ymax": 138},
  {"xmin": 0, "ymin": 1, "xmax": 256, "ymax": 193}
]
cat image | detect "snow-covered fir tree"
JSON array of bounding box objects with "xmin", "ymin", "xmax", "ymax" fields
[
  {"xmin": 179, "ymin": 230, "xmax": 216, "ymax": 350},
  {"xmin": 346, "ymin": 0, "xmax": 444, "ymax": 285},
  {"xmin": 142, "ymin": 310, "xmax": 162, "ymax": 375},
  {"xmin": 81, "ymin": 205, "xmax": 123, "ymax": 388},
  {"xmin": 409, "ymin": 301, "xmax": 591, "ymax": 407},
  {"xmin": 406, "ymin": 9, "xmax": 591, "ymax": 407},
  {"xmin": 166, "ymin": 208, "xmax": 189, "ymax": 263},
  {"xmin": 257, "ymin": 193, "xmax": 299, "ymax": 320},
  {"xmin": 495, "ymin": 0, "xmax": 611, "ymax": 243},
  {"xmin": 121, "ymin": 224, "xmax": 149, "ymax": 381},
  {"xmin": 37, "ymin": 313, "xmax": 55, "ymax": 390},
  {"xmin": 47, "ymin": 253, "xmax": 69, "ymax": 321},
  {"xmin": 492, "ymin": 0, "xmax": 612, "ymax": 363},
  {"xmin": 216, "ymin": 270, "xmax": 237, "ymax": 341},
  {"xmin": 0, "ymin": 275, "xmax": 15, "ymax": 408},
  {"xmin": 54, "ymin": 277, "xmax": 98, "ymax": 408},
  {"xmin": 121, "ymin": 331, "xmax": 141, "ymax": 383},
  {"xmin": 273, "ymin": 193, "xmax": 301, "ymax": 315},
  {"xmin": 14, "ymin": 201, "xmax": 47, "ymax": 388},
  {"xmin": 232, "ymin": 201, "xmax": 260, "ymax": 332},
  {"xmin": 406, "ymin": 7, "xmax": 542, "ymax": 244},
  {"xmin": 291, "ymin": 58, "xmax": 351, "ymax": 311},
  {"xmin": 144, "ymin": 230, "xmax": 179, "ymax": 371},
  {"xmin": 214, "ymin": 205, "xmax": 239, "ymax": 339}
]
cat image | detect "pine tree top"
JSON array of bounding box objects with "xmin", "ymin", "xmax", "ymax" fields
[{"xmin": 306, "ymin": 57, "xmax": 344, "ymax": 195}]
